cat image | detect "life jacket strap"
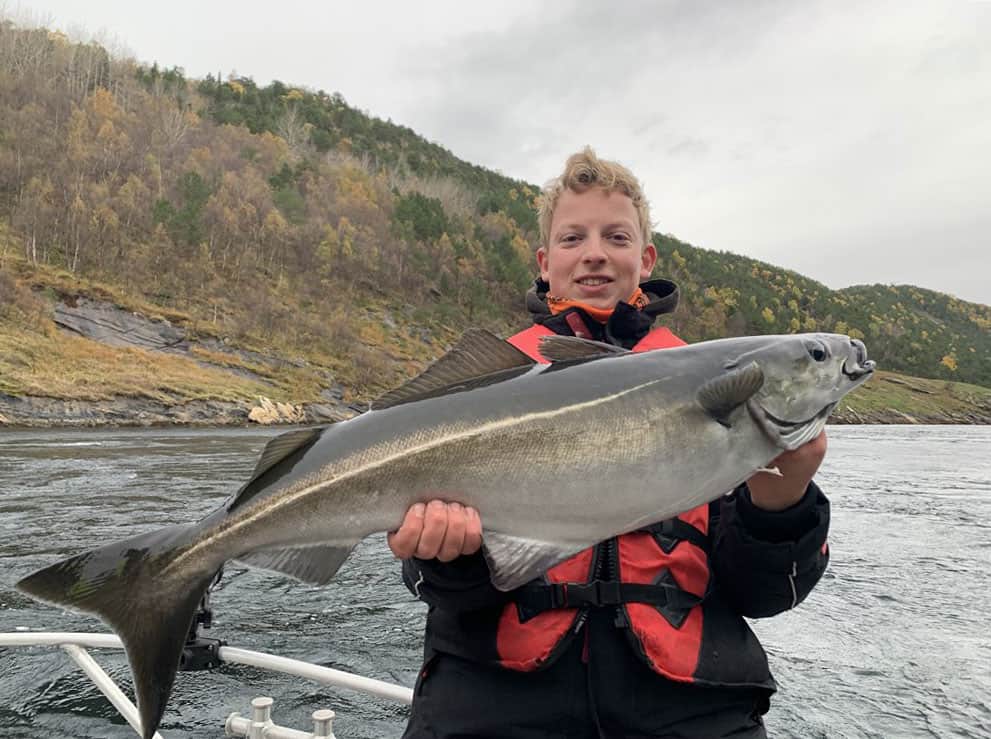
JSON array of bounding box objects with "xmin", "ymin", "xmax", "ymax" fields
[
  {"xmin": 514, "ymin": 579, "xmax": 704, "ymax": 624},
  {"xmin": 644, "ymin": 518, "xmax": 711, "ymax": 554}
]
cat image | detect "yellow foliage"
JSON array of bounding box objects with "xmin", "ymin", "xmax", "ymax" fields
[
  {"xmin": 228, "ymin": 81, "xmax": 246, "ymax": 96},
  {"xmin": 941, "ymin": 354, "xmax": 958, "ymax": 371},
  {"xmin": 761, "ymin": 307, "xmax": 775, "ymax": 324},
  {"xmin": 283, "ymin": 89, "xmax": 305, "ymax": 102}
]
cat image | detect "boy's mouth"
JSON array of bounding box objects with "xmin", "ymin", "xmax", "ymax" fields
[{"xmin": 575, "ymin": 276, "xmax": 613, "ymax": 287}]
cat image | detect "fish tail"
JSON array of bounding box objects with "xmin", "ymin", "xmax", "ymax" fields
[{"xmin": 16, "ymin": 524, "xmax": 219, "ymax": 739}]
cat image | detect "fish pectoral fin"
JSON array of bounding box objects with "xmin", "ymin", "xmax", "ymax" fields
[
  {"xmin": 537, "ymin": 336, "xmax": 630, "ymax": 363},
  {"xmin": 482, "ymin": 533, "xmax": 589, "ymax": 592},
  {"xmin": 236, "ymin": 542, "xmax": 357, "ymax": 585},
  {"xmin": 696, "ymin": 361, "xmax": 764, "ymax": 427},
  {"xmin": 371, "ymin": 329, "xmax": 536, "ymax": 411}
]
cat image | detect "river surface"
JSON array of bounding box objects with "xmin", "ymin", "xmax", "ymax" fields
[{"xmin": 1, "ymin": 426, "xmax": 989, "ymax": 738}]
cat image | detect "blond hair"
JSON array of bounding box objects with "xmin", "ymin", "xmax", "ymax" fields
[{"xmin": 537, "ymin": 147, "xmax": 653, "ymax": 248}]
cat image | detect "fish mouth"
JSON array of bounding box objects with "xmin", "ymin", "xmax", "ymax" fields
[{"xmin": 843, "ymin": 340, "xmax": 876, "ymax": 381}]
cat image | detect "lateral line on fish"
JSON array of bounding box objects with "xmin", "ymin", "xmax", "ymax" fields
[{"xmin": 166, "ymin": 377, "xmax": 668, "ymax": 574}]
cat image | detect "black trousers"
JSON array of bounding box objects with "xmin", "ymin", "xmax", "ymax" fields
[{"xmin": 402, "ymin": 609, "xmax": 769, "ymax": 739}]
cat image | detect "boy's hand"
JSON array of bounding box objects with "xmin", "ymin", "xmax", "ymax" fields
[
  {"xmin": 388, "ymin": 500, "xmax": 483, "ymax": 561},
  {"xmin": 747, "ymin": 431, "xmax": 827, "ymax": 511}
]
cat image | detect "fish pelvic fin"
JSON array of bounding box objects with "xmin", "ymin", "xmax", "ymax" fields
[{"xmin": 16, "ymin": 525, "xmax": 219, "ymax": 739}]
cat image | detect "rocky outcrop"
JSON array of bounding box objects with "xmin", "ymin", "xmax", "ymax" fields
[
  {"xmin": 0, "ymin": 392, "xmax": 359, "ymax": 428},
  {"xmin": 55, "ymin": 297, "xmax": 188, "ymax": 351},
  {"xmin": 0, "ymin": 392, "xmax": 250, "ymax": 426},
  {"xmin": 248, "ymin": 397, "xmax": 306, "ymax": 425}
]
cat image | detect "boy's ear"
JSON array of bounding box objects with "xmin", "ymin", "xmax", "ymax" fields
[
  {"xmin": 640, "ymin": 243, "xmax": 658, "ymax": 279},
  {"xmin": 536, "ymin": 246, "xmax": 550, "ymax": 281}
]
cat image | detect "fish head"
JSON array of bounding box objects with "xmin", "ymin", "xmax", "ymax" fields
[{"xmin": 740, "ymin": 333, "xmax": 875, "ymax": 450}]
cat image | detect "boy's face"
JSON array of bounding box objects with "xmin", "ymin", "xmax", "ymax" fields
[{"xmin": 537, "ymin": 188, "xmax": 657, "ymax": 311}]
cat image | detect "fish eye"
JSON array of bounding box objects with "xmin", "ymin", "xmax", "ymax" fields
[{"xmin": 805, "ymin": 340, "xmax": 829, "ymax": 362}]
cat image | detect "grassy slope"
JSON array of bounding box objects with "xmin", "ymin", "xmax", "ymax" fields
[
  {"xmin": 837, "ymin": 371, "xmax": 991, "ymax": 422},
  {"xmin": 0, "ymin": 253, "xmax": 473, "ymax": 406}
]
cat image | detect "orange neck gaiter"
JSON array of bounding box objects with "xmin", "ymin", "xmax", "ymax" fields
[{"xmin": 547, "ymin": 287, "xmax": 648, "ymax": 323}]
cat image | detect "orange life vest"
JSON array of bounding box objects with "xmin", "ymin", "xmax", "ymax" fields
[{"xmin": 496, "ymin": 324, "xmax": 711, "ymax": 681}]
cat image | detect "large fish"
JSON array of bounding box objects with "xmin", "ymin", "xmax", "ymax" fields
[{"xmin": 18, "ymin": 329, "xmax": 874, "ymax": 738}]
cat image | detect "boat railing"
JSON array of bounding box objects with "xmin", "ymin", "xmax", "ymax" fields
[{"xmin": 0, "ymin": 631, "xmax": 413, "ymax": 738}]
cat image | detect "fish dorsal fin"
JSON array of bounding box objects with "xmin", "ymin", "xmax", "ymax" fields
[
  {"xmin": 482, "ymin": 532, "xmax": 591, "ymax": 592},
  {"xmin": 696, "ymin": 361, "xmax": 764, "ymax": 427},
  {"xmin": 370, "ymin": 329, "xmax": 536, "ymax": 411},
  {"xmin": 228, "ymin": 426, "xmax": 323, "ymax": 511},
  {"xmin": 537, "ymin": 335, "xmax": 630, "ymax": 363}
]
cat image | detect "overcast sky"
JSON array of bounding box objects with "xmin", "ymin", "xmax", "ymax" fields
[{"xmin": 12, "ymin": 0, "xmax": 991, "ymax": 305}]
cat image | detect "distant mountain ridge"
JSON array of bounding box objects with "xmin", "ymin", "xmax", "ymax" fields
[{"xmin": 0, "ymin": 17, "xmax": 988, "ymax": 414}]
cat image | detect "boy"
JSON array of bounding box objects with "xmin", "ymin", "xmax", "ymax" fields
[{"xmin": 391, "ymin": 148, "xmax": 829, "ymax": 738}]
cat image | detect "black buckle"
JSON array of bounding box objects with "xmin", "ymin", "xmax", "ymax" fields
[{"xmin": 551, "ymin": 580, "xmax": 624, "ymax": 608}]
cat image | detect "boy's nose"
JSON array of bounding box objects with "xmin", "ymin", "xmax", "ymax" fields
[{"xmin": 582, "ymin": 236, "xmax": 607, "ymax": 261}]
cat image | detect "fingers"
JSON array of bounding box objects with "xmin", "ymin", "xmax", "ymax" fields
[
  {"xmin": 437, "ymin": 503, "xmax": 467, "ymax": 562},
  {"xmin": 417, "ymin": 500, "xmax": 451, "ymax": 560},
  {"xmin": 462, "ymin": 507, "xmax": 483, "ymax": 556},
  {"xmin": 387, "ymin": 502, "xmax": 426, "ymax": 559},
  {"xmin": 387, "ymin": 500, "xmax": 483, "ymax": 561}
]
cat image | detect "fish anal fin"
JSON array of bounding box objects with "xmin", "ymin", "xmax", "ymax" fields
[
  {"xmin": 236, "ymin": 543, "xmax": 356, "ymax": 585},
  {"xmin": 696, "ymin": 361, "xmax": 764, "ymax": 426},
  {"xmin": 371, "ymin": 329, "xmax": 535, "ymax": 411},
  {"xmin": 537, "ymin": 335, "xmax": 630, "ymax": 363},
  {"xmin": 482, "ymin": 532, "xmax": 590, "ymax": 592}
]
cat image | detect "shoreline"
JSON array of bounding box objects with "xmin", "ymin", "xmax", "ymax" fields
[{"xmin": 1, "ymin": 394, "xmax": 988, "ymax": 429}]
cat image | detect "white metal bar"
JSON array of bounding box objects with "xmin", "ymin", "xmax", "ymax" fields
[
  {"xmin": 60, "ymin": 644, "xmax": 164, "ymax": 739},
  {"xmin": 0, "ymin": 632, "xmax": 413, "ymax": 704},
  {"xmin": 219, "ymin": 646, "xmax": 413, "ymax": 705},
  {"xmin": 0, "ymin": 632, "xmax": 123, "ymax": 648}
]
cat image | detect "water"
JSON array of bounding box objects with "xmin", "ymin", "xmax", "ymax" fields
[{"xmin": 1, "ymin": 426, "xmax": 989, "ymax": 738}]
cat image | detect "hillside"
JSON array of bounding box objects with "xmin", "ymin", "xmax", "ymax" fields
[
  {"xmin": 653, "ymin": 236, "xmax": 991, "ymax": 387},
  {"xmin": 0, "ymin": 18, "xmax": 988, "ymax": 427}
]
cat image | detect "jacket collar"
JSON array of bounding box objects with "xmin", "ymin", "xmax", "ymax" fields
[{"xmin": 523, "ymin": 277, "xmax": 680, "ymax": 349}]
